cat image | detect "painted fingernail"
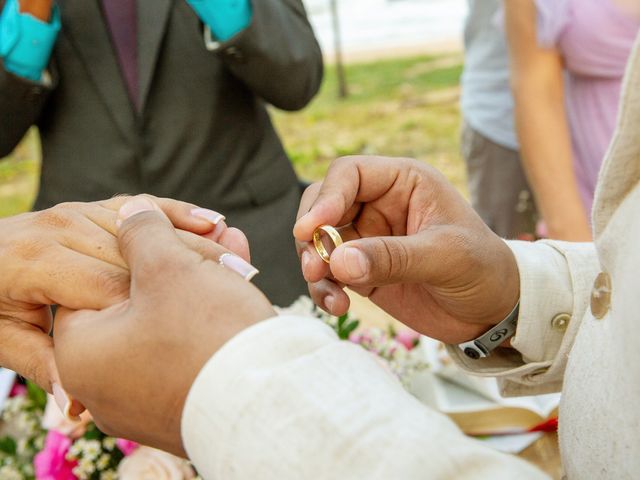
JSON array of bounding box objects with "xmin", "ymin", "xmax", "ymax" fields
[
  {"xmin": 344, "ymin": 247, "xmax": 369, "ymax": 280},
  {"xmin": 52, "ymin": 383, "xmax": 80, "ymax": 422},
  {"xmin": 191, "ymin": 208, "xmax": 226, "ymax": 226},
  {"xmin": 325, "ymin": 295, "xmax": 335, "ymax": 312},
  {"xmin": 219, "ymin": 253, "xmax": 259, "ymax": 281},
  {"xmin": 118, "ymin": 197, "xmax": 158, "ymax": 223}
]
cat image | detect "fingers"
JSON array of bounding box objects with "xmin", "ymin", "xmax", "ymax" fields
[
  {"xmin": 293, "ymin": 156, "xmax": 415, "ymax": 242},
  {"xmin": 0, "ymin": 320, "xmax": 58, "ymax": 393},
  {"xmin": 307, "ymin": 278, "xmax": 351, "ymax": 316},
  {"xmin": 329, "ymin": 233, "xmax": 435, "ymax": 287},
  {"xmin": 100, "ymin": 195, "xmax": 225, "ymax": 236},
  {"xmin": 117, "ymin": 197, "xmax": 202, "ymax": 294},
  {"xmin": 117, "ymin": 196, "xmax": 258, "ymax": 294}
]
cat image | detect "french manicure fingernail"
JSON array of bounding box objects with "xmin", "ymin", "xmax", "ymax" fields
[
  {"xmin": 344, "ymin": 247, "xmax": 369, "ymax": 280},
  {"xmin": 118, "ymin": 197, "xmax": 158, "ymax": 222},
  {"xmin": 52, "ymin": 383, "xmax": 80, "ymax": 422},
  {"xmin": 219, "ymin": 253, "xmax": 259, "ymax": 281},
  {"xmin": 191, "ymin": 208, "xmax": 226, "ymax": 225}
]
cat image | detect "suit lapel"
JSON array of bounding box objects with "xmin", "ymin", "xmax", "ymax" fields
[
  {"xmin": 137, "ymin": 0, "xmax": 173, "ymax": 112},
  {"xmin": 58, "ymin": 0, "xmax": 137, "ymax": 139}
]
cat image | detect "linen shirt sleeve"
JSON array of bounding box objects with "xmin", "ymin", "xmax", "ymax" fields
[
  {"xmin": 181, "ymin": 315, "xmax": 547, "ymax": 480},
  {"xmin": 0, "ymin": 0, "xmax": 59, "ymax": 82},
  {"xmin": 186, "ymin": 0, "xmax": 252, "ymax": 41},
  {"xmin": 447, "ymin": 240, "xmax": 600, "ymax": 397}
]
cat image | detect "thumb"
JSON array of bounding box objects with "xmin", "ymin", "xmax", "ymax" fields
[
  {"xmin": 329, "ymin": 230, "xmax": 450, "ymax": 287},
  {"xmin": 117, "ymin": 196, "xmax": 200, "ymax": 292}
]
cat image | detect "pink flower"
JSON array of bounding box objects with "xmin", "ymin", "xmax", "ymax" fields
[
  {"xmin": 394, "ymin": 330, "xmax": 421, "ymax": 351},
  {"xmin": 34, "ymin": 431, "xmax": 77, "ymax": 480},
  {"xmin": 9, "ymin": 383, "xmax": 27, "ymax": 397},
  {"xmin": 116, "ymin": 438, "xmax": 139, "ymax": 456}
]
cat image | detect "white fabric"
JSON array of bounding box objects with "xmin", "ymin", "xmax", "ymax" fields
[{"xmin": 182, "ymin": 315, "xmax": 545, "ymax": 479}]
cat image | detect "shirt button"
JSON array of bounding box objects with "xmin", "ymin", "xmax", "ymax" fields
[
  {"xmin": 590, "ymin": 272, "xmax": 612, "ymax": 320},
  {"xmin": 550, "ymin": 313, "xmax": 570, "ymax": 333}
]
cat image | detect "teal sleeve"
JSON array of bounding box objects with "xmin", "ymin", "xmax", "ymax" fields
[
  {"xmin": 186, "ymin": 0, "xmax": 252, "ymax": 42},
  {"xmin": 0, "ymin": 0, "xmax": 60, "ymax": 82}
]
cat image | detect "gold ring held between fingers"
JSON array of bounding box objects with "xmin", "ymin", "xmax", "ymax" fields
[{"xmin": 313, "ymin": 225, "xmax": 344, "ymax": 264}]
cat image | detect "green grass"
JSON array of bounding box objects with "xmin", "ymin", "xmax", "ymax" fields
[{"xmin": 0, "ymin": 52, "xmax": 466, "ymax": 218}]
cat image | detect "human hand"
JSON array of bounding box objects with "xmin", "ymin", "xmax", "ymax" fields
[
  {"xmin": 19, "ymin": 0, "xmax": 54, "ymax": 22},
  {"xmin": 53, "ymin": 196, "xmax": 275, "ymax": 456},
  {"xmin": 294, "ymin": 156, "xmax": 520, "ymax": 344},
  {"xmin": 0, "ymin": 195, "xmax": 248, "ymax": 397}
]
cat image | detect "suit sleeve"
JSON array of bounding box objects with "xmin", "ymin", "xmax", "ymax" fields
[
  {"xmin": 0, "ymin": 62, "xmax": 55, "ymax": 157},
  {"xmin": 447, "ymin": 240, "xmax": 600, "ymax": 397},
  {"xmin": 181, "ymin": 315, "xmax": 547, "ymax": 480},
  {"xmin": 0, "ymin": 0, "xmax": 58, "ymax": 157},
  {"xmin": 208, "ymin": 0, "xmax": 323, "ymax": 111}
]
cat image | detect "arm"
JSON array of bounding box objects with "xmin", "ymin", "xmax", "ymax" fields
[
  {"xmin": 0, "ymin": 0, "xmax": 59, "ymax": 156},
  {"xmin": 190, "ymin": 0, "xmax": 323, "ymax": 111},
  {"xmin": 448, "ymin": 239, "xmax": 600, "ymax": 396},
  {"xmin": 183, "ymin": 315, "xmax": 547, "ymax": 479},
  {"xmin": 52, "ymin": 200, "xmax": 547, "ymax": 478},
  {"xmin": 505, "ymin": 0, "xmax": 592, "ymax": 241}
]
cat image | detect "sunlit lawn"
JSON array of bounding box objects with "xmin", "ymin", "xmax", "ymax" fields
[{"xmin": 0, "ymin": 52, "xmax": 466, "ymax": 218}]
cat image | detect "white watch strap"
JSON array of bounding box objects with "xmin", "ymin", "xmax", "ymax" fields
[{"xmin": 458, "ymin": 301, "xmax": 520, "ymax": 359}]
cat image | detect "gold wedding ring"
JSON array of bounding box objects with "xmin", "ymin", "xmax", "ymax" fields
[{"xmin": 313, "ymin": 225, "xmax": 344, "ymax": 264}]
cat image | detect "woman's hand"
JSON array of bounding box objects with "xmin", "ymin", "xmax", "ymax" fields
[
  {"xmin": 53, "ymin": 196, "xmax": 274, "ymax": 456},
  {"xmin": 294, "ymin": 156, "xmax": 521, "ymax": 345},
  {"xmin": 0, "ymin": 195, "xmax": 249, "ymax": 394}
]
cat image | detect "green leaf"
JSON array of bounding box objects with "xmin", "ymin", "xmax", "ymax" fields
[
  {"xmin": 83, "ymin": 423, "xmax": 104, "ymax": 441},
  {"xmin": 339, "ymin": 319, "xmax": 360, "ymax": 340},
  {"xmin": 337, "ymin": 314, "xmax": 348, "ymax": 330},
  {"xmin": 0, "ymin": 436, "xmax": 17, "ymax": 455},
  {"xmin": 26, "ymin": 381, "xmax": 47, "ymax": 410}
]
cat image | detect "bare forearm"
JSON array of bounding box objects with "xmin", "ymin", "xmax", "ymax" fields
[{"xmin": 514, "ymin": 85, "xmax": 591, "ymax": 240}]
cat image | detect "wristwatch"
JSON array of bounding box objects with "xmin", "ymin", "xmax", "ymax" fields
[{"xmin": 458, "ymin": 301, "xmax": 520, "ymax": 359}]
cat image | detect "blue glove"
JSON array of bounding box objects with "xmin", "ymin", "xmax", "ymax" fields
[
  {"xmin": 0, "ymin": 0, "xmax": 60, "ymax": 82},
  {"xmin": 186, "ymin": 0, "xmax": 252, "ymax": 42}
]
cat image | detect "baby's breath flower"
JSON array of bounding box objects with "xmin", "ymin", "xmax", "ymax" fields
[
  {"xmin": 82, "ymin": 439, "xmax": 102, "ymax": 460},
  {"xmin": 0, "ymin": 464, "xmax": 23, "ymax": 480},
  {"xmin": 97, "ymin": 453, "xmax": 111, "ymax": 470},
  {"xmin": 100, "ymin": 469, "xmax": 118, "ymax": 480},
  {"xmin": 103, "ymin": 437, "xmax": 116, "ymax": 451}
]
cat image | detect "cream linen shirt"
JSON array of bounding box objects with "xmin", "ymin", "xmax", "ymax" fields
[{"xmin": 180, "ymin": 35, "xmax": 640, "ymax": 480}]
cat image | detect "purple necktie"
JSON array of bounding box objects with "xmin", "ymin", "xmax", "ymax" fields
[{"xmin": 101, "ymin": 0, "xmax": 139, "ymax": 109}]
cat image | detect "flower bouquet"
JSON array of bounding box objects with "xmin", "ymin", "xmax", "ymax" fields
[
  {"xmin": 0, "ymin": 297, "xmax": 426, "ymax": 479},
  {"xmin": 0, "ymin": 381, "xmax": 198, "ymax": 480}
]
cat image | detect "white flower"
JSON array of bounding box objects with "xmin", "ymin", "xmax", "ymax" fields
[
  {"xmin": 82, "ymin": 439, "xmax": 102, "ymax": 460},
  {"xmin": 97, "ymin": 453, "xmax": 111, "ymax": 470},
  {"xmin": 117, "ymin": 447, "xmax": 195, "ymax": 480},
  {"xmin": 101, "ymin": 470, "xmax": 118, "ymax": 480},
  {"xmin": 103, "ymin": 437, "xmax": 117, "ymax": 451},
  {"xmin": 0, "ymin": 464, "xmax": 23, "ymax": 480}
]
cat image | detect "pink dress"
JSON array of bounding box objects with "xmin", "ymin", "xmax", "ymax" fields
[{"xmin": 535, "ymin": 0, "xmax": 639, "ymax": 215}]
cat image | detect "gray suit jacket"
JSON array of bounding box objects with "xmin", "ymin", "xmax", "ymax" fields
[{"xmin": 0, "ymin": 0, "xmax": 323, "ymax": 306}]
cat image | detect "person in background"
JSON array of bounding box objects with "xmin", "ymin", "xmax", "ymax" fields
[
  {"xmin": 0, "ymin": 0, "xmax": 323, "ymax": 306},
  {"xmin": 461, "ymin": 0, "xmax": 537, "ymax": 239},
  {"xmin": 505, "ymin": 0, "xmax": 639, "ymax": 241}
]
